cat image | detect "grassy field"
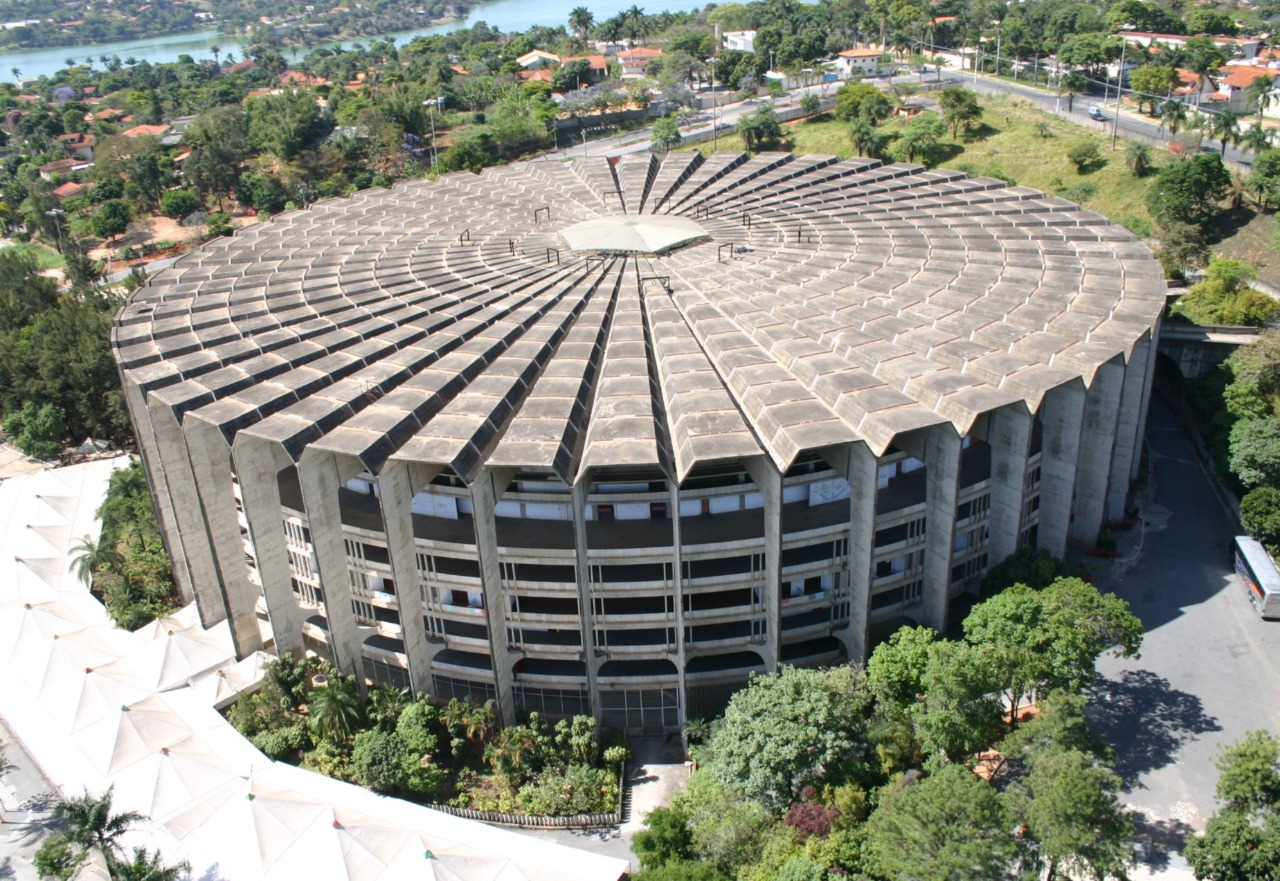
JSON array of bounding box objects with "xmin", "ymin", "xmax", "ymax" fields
[
  {"xmin": 0, "ymin": 241, "xmax": 66, "ymax": 270},
  {"xmin": 685, "ymin": 93, "xmax": 1171, "ymax": 233}
]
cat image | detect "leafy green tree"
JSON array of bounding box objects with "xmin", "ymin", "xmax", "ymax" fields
[
  {"xmin": 867, "ymin": 625, "xmax": 936, "ymax": 711},
  {"xmin": 1242, "ymin": 487, "xmax": 1280, "ymax": 553},
  {"xmin": 1186, "ymin": 9, "xmax": 1240, "ymax": 36},
  {"xmin": 737, "ymin": 106, "xmax": 783, "ymax": 151},
  {"xmin": 397, "ymin": 699, "xmax": 448, "ymax": 796},
  {"xmin": 0, "ymin": 249, "xmax": 59, "ymax": 332},
  {"xmin": 1216, "ymin": 730, "xmax": 1280, "ymax": 814},
  {"xmin": 633, "ymin": 863, "xmax": 731, "ymax": 881},
  {"xmin": 672, "ymin": 771, "xmax": 773, "ymax": 874},
  {"xmin": 708, "ymin": 665, "xmax": 873, "ymax": 810},
  {"xmin": 894, "ymin": 111, "xmax": 947, "ymax": 165},
  {"xmin": 1249, "ymin": 149, "xmax": 1280, "ymax": 210},
  {"xmin": 1147, "ymin": 152, "xmax": 1230, "ymax": 227},
  {"xmin": 246, "ymin": 90, "xmax": 328, "ymax": 161},
  {"xmin": 366, "ymin": 685, "xmax": 409, "ymax": 732},
  {"xmin": 35, "ymin": 787, "xmax": 145, "ymax": 881},
  {"xmin": 1155, "ymin": 220, "xmax": 1211, "ymax": 276},
  {"xmin": 1067, "ymin": 140, "xmax": 1102, "ymax": 173},
  {"xmin": 865, "ymin": 764, "xmax": 1016, "ymax": 881},
  {"xmin": 90, "ymin": 199, "xmax": 131, "ymax": 242},
  {"xmin": 307, "ymin": 674, "xmax": 363, "ymax": 745},
  {"xmin": 981, "ymin": 547, "xmax": 1062, "ymax": 596},
  {"xmin": 3, "ymin": 401, "xmax": 65, "ymax": 459},
  {"xmin": 351, "ymin": 729, "xmax": 407, "ymax": 793},
  {"xmin": 159, "ymin": 189, "xmax": 200, "ymax": 219},
  {"xmin": 834, "ymin": 82, "xmax": 891, "ymax": 123},
  {"xmin": 1175, "ymin": 259, "xmax": 1277, "ymax": 327},
  {"xmin": 849, "ymin": 117, "xmax": 887, "ymax": 158},
  {"xmin": 1059, "ymin": 70, "xmax": 1088, "ymax": 112},
  {"xmin": 914, "ymin": 640, "xmax": 1005, "ymax": 763},
  {"xmin": 938, "ymin": 86, "xmax": 982, "ymax": 139},
  {"xmin": 799, "ymin": 94, "xmax": 821, "ymax": 115},
  {"xmin": 1186, "ymin": 730, "xmax": 1280, "ymax": 881},
  {"xmin": 111, "ymin": 847, "xmax": 190, "ymax": 881},
  {"xmin": 1009, "ymin": 749, "xmax": 1134, "ymax": 881},
  {"xmin": 634, "ymin": 806, "xmax": 695, "ymax": 870},
  {"xmin": 651, "ymin": 116, "xmax": 681, "ymax": 151},
  {"xmin": 1129, "ymin": 65, "xmax": 1179, "ymax": 114}
]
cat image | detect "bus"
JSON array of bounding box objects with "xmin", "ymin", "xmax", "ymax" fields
[{"xmin": 1232, "ymin": 536, "xmax": 1280, "ymax": 620}]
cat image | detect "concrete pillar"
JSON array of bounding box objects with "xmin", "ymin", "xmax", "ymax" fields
[
  {"xmin": 184, "ymin": 416, "xmax": 264, "ymax": 658},
  {"xmin": 122, "ymin": 378, "xmax": 194, "ymax": 604},
  {"xmin": 742, "ymin": 456, "xmax": 781, "ymax": 671},
  {"xmin": 232, "ymin": 435, "xmax": 307, "ymax": 658},
  {"xmin": 146, "ymin": 399, "xmax": 226, "ymax": 629},
  {"xmin": 988, "ymin": 405, "xmax": 1033, "ymax": 564},
  {"xmin": 1070, "ymin": 360, "xmax": 1124, "ymax": 545},
  {"xmin": 1133, "ymin": 316, "xmax": 1162, "ymax": 481},
  {"xmin": 571, "ymin": 477, "xmax": 601, "ymax": 718},
  {"xmin": 921, "ymin": 426, "xmax": 961, "ymax": 633},
  {"xmin": 1107, "ymin": 336, "xmax": 1152, "ymax": 521},
  {"xmin": 468, "ymin": 466, "xmax": 519, "ymax": 727},
  {"xmin": 1036, "ymin": 382, "xmax": 1086, "ymax": 559},
  {"xmin": 844, "ymin": 442, "xmax": 877, "ymax": 664},
  {"xmin": 377, "ymin": 460, "xmax": 441, "ymax": 698},
  {"xmin": 666, "ymin": 478, "xmax": 688, "ymax": 726},
  {"xmin": 297, "ymin": 450, "xmax": 367, "ymax": 683}
]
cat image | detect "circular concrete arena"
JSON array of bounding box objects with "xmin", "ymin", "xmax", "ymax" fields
[{"xmin": 115, "ymin": 152, "xmax": 1165, "ymax": 733}]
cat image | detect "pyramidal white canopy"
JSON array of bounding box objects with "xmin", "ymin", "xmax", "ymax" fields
[{"xmin": 559, "ymin": 213, "xmax": 710, "ymax": 254}]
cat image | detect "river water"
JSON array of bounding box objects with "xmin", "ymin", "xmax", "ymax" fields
[{"xmin": 3, "ymin": 0, "xmax": 709, "ymax": 81}]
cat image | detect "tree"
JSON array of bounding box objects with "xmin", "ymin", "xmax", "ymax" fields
[
  {"xmin": 938, "ymin": 86, "xmax": 982, "ymax": 139},
  {"xmin": 737, "ymin": 106, "xmax": 783, "ymax": 151},
  {"xmin": 1209, "ymin": 109, "xmax": 1243, "ymax": 157},
  {"xmin": 1067, "ymin": 140, "xmax": 1102, "ymax": 173},
  {"xmin": 307, "ymin": 675, "xmax": 363, "ymax": 744},
  {"xmin": 913, "ymin": 639, "xmax": 1005, "ymax": 762},
  {"xmin": 963, "ymin": 578, "xmax": 1143, "ymax": 723},
  {"xmin": 1176, "ymin": 259, "xmax": 1278, "ymax": 327},
  {"xmin": 651, "ymin": 116, "xmax": 681, "ymax": 151},
  {"xmin": 0, "ymin": 249, "xmax": 59, "ymax": 332},
  {"xmin": 867, "ymin": 625, "xmax": 936, "ymax": 711},
  {"xmin": 246, "ymin": 90, "xmax": 328, "ymax": 161},
  {"xmin": 1010, "ymin": 749, "xmax": 1134, "ymax": 881},
  {"xmin": 865, "ymin": 764, "xmax": 1016, "ymax": 881},
  {"xmin": 568, "ymin": 6, "xmax": 595, "ymax": 39},
  {"xmin": 1232, "ymin": 419, "xmax": 1280, "ymax": 488},
  {"xmin": 1161, "ymin": 99, "xmax": 1190, "ymax": 139},
  {"xmin": 799, "ymin": 93, "xmax": 821, "ymax": 115},
  {"xmin": 1129, "ymin": 65, "xmax": 1179, "ymax": 115},
  {"xmin": 1059, "ymin": 70, "xmax": 1087, "ymax": 112},
  {"xmin": 1186, "ymin": 731, "xmax": 1280, "ymax": 881},
  {"xmin": 633, "ymin": 863, "xmax": 731, "ymax": 881},
  {"xmin": 672, "ymin": 771, "xmax": 773, "ymax": 874},
  {"xmin": 849, "ymin": 117, "xmax": 887, "ymax": 158},
  {"xmin": 1126, "ymin": 141, "xmax": 1153, "ymax": 177},
  {"xmin": 159, "ymin": 189, "xmax": 200, "ymax": 219},
  {"xmin": 35, "ymin": 787, "xmax": 145, "ymax": 881},
  {"xmin": 708, "ymin": 665, "xmax": 873, "ymax": 810},
  {"xmin": 634, "ymin": 806, "xmax": 695, "ymax": 870},
  {"xmin": 834, "ymin": 82, "xmax": 891, "ymax": 123},
  {"xmin": 894, "ymin": 112, "xmax": 947, "ymax": 165},
  {"xmin": 351, "ymin": 729, "xmax": 407, "ymax": 793},
  {"xmin": 1148, "ymin": 152, "xmax": 1231, "ymax": 227},
  {"xmin": 1251, "ymin": 149, "xmax": 1280, "ymax": 210},
  {"xmin": 3, "ymin": 401, "xmax": 66, "ymax": 460},
  {"xmin": 1242, "ymin": 488, "xmax": 1280, "ymax": 553},
  {"xmin": 1247, "ymin": 75, "xmax": 1277, "ymax": 125},
  {"xmin": 111, "ymin": 847, "xmax": 190, "ymax": 881},
  {"xmin": 68, "ymin": 533, "xmax": 124, "ymax": 588},
  {"xmin": 90, "ymin": 199, "xmax": 131, "ymax": 243}
]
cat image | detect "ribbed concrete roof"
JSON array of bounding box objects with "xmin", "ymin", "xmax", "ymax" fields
[{"xmin": 114, "ymin": 152, "xmax": 1165, "ymax": 484}]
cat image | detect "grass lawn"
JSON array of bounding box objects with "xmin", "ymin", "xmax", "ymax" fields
[
  {"xmin": 0, "ymin": 241, "xmax": 66, "ymax": 270},
  {"xmin": 684, "ymin": 94, "xmax": 1170, "ymax": 233}
]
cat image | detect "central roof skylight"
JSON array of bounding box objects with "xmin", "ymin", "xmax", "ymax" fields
[{"xmin": 559, "ymin": 214, "xmax": 711, "ymax": 255}]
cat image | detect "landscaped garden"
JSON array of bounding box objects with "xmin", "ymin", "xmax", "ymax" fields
[{"xmin": 226, "ymin": 652, "xmax": 627, "ymax": 818}]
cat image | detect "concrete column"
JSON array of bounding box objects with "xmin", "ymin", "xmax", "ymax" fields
[
  {"xmin": 1070, "ymin": 360, "xmax": 1124, "ymax": 545},
  {"xmin": 921, "ymin": 426, "xmax": 961, "ymax": 633},
  {"xmin": 1133, "ymin": 315, "xmax": 1162, "ymax": 481},
  {"xmin": 666, "ymin": 478, "xmax": 688, "ymax": 727},
  {"xmin": 123, "ymin": 378, "xmax": 194, "ymax": 604},
  {"xmin": 468, "ymin": 466, "xmax": 519, "ymax": 727},
  {"xmin": 844, "ymin": 442, "xmax": 877, "ymax": 664},
  {"xmin": 184, "ymin": 416, "xmax": 264, "ymax": 658},
  {"xmin": 377, "ymin": 460, "xmax": 441, "ymax": 698},
  {"xmin": 571, "ymin": 476, "xmax": 601, "ymax": 719},
  {"xmin": 146, "ymin": 400, "xmax": 226, "ymax": 629},
  {"xmin": 1107, "ymin": 336, "xmax": 1152, "ymax": 521},
  {"xmin": 988, "ymin": 405, "xmax": 1033, "ymax": 564},
  {"xmin": 742, "ymin": 456, "xmax": 781, "ymax": 671},
  {"xmin": 232, "ymin": 435, "xmax": 307, "ymax": 658},
  {"xmin": 1036, "ymin": 382, "xmax": 1086, "ymax": 559},
  {"xmin": 297, "ymin": 450, "xmax": 367, "ymax": 683}
]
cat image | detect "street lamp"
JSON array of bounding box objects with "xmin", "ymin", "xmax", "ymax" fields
[
  {"xmin": 1112, "ymin": 35, "xmax": 1130, "ymax": 149},
  {"xmin": 422, "ymin": 96, "xmax": 444, "ymax": 173},
  {"xmin": 45, "ymin": 208, "xmax": 63, "ymax": 252},
  {"xmin": 706, "ymin": 57, "xmax": 720, "ymax": 150}
]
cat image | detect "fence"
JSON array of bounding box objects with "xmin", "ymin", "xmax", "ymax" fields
[
  {"xmin": 655, "ymin": 96, "xmax": 837, "ymax": 151},
  {"xmin": 424, "ymin": 763, "xmax": 627, "ymax": 829}
]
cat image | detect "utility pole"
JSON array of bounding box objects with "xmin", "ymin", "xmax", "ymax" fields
[{"xmin": 1112, "ymin": 36, "xmax": 1129, "ymax": 149}]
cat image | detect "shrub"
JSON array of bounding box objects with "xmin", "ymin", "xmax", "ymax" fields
[
  {"xmin": 252, "ymin": 722, "xmax": 311, "ymax": 761},
  {"xmin": 1241, "ymin": 486, "xmax": 1280, "ymax": 553},
  {"xmin": 1066, "ymin": 141, "xmax": 1102, "ymax": 173},
  {"xmin": 205, "ymin": 213, "xmax": 234, "ymax": 237},
  {"xmin": 518, "ymin": 764, "xmax": 618, "ymax": 816},
  {"xmin": 1058, "ymin": 182, "xmax": 1098, "ymax": 204},
  {"xmin": 160, "ymin": 188, "xmax": 200, "ymax": 219},
  {"xmin": 1118, "ymin": 215, "xmax": 1154, "ymax": 239},
  {"xmin": 2, "ymin": 401, "xmax": 65, "ymax": 459}
]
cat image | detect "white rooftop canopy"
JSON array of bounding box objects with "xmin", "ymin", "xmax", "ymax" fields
[{"xmin": 559, "ymin": 214, "xmax": 710, "ymax": 254}]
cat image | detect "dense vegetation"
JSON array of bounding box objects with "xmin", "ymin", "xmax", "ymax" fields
[
  {"xmin": 69, "ymin": 460, "xmax": 181, "ymax": 630},
  {"xmin": 35, "ymin": 788, "xmax": 187, "ymax": 881},
  {"xmin": 1185, "ymin": 729, "xmax": 1280, "ymax": 880},
  {"xmin": 632, "ymin": 569, "xmax": 1144, "ymax": 881},
  {"xmin": 227, "ymin": 652, "xmax": 627, "ymax": 816}
]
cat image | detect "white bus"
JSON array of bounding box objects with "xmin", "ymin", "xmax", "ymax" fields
[{"xmin": 1233, "ymin": 536, "xmax": 1280, "ymax": 620}]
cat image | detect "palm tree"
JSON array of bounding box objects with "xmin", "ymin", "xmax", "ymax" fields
[
  {"xmin": 69, "ymin": 534, "xmax": 124, "ymax": 588},
  {"xmin": 367, "ymin": 684, "xmax": 409, "ymax": 732},
  {"xmin": 1242, "ymin": 123, "xmax": 1271, "ymax": 155},
  {"xmin": 463, "ymin": 698, "xmax": 496, "ymax": 745},
  {"xmin": 210, "ymin": 45, "xmax": 221, "ymax": 69},
  {"xmin": 1060, "ymin": 70, "xmax": 1087, "ymax": 112},
  {"xmin": 1125, "ymin": 141, "xmax": 1152, "ymax": 177},
  {"xmin": 1246, "ymin": 74, "xmax": 1276, "ymax": 124},
  {"xmin": 568, "ymin": 6, "xmax": 594, "ymax": 40},
  {"xmin": 1209, "ymin": 108, "xmax": 1241, "ymax": 156},
  {"xmin": 10, "ymin": 67, "xmax": 20, "ymax": 85},
  {"xmin": 111, "ymin": 847, "xmax": 190, "ymax": 881},
  {"xmin": 850, "ymin": 117, "xmax": 886, "ymax": 157},
  {"xmin": 1161, "ymin": 99, "xmax": 1188, "ymax": 139},
  {"xmin": 35, "ymin": 787, "xmax": 145, "ymax": 879},
  {"xmin": 624, "ymin": 5, "xmax": 647, "ymax": 45},
  {"xmin": 307, "ymin": 675, "xmax": 363, "ymax": 744}
]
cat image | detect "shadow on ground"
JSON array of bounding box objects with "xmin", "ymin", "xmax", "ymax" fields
[
  {"xmin": 1130, "ymin": 811, "xmax": 1197, "ymax": 871},
  {"xmin": 1086, "ymin": 669, "xmax": 1221, "ymax": 788}
]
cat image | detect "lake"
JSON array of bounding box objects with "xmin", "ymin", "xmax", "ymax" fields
[{"xmin": 3, "ymin": 0, "xmax": 712, "ymax": 81}]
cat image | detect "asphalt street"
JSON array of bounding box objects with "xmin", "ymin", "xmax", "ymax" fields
[{"xmin": 1091, "ymin": 397, "xmax": 1280, "ymax": 871}]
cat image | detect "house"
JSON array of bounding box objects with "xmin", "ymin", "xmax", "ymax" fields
[
  {"xmin": 52, "ymin": 180, "xmax": 92, "ymax": 200},
  {"xmin": 1124, "ymin": 31, "xmax": 1261, "ymax": 61},
  {"xmin": 1217, "ymin": 64, "xmax": 1280, "ymax": 117},
  {"xmin": 833, "ymin": 48, "xmax": 883, "ymax": 78},
  {"xmin": 38, "ymin": 158, "xmax": 92, "ymax": 181},
  {"xmin": 517, "ymin": 69, "xmax": 554, "ymax": 84},
  {"xmin": 57, "ymin": 131, "xmax": 96, "ymax": 161},
  {"xmin": 560, "ymin": 55, "xmax": 609, "ymax": 85},
  {"xmin": 722, "ymin": 30, "xmax": 756, "ymax": 53},
  {"xmin": 120, "ymin": 123, "xmax": 171, "ymax": 139},
  {"xmin": 1172, "ymin": 67, "xmax": 1221, "ymax": 105},
  {"xmin": 516, "ymin": 49, "xmax": 560, "ymax": 70},
  {"xmin": 617, "ymin": 46, "xmax": 661, "ymax": 79}
]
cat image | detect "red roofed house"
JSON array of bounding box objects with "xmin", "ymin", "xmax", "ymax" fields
[
  {"xmin": 618, "ymin": 46, "xmax": 661, "ymax": 79},
  {"xmin": 1172, "ymin": 68, "xmax": 1219, "ymax": 105},
  {"xmin": 833, "ymin": 48, "xmax": 883, "ymax": 78},
  {"xmin": 39, "ymin": 158, "xmax": 93, "ymax": 181},
  {"xmin": 560, "ymin": 54, "xmax": 608, "ymax": 85},
  {"xmin": 120, "ymin": 123, "xmax": 171, "ymax": 139},
  {"xmin": 1218, "ymin": 64, "xmax": 1280, "ymax": 117},
  {"xmin": 57, "ymin": 131, "xmax": 96, "ymax": 161},
  {"xmin": 53, "ymin": 180, "xmax": 92, "ymax": 200}
]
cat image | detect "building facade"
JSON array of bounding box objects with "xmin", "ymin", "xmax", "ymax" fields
[{"xmin": 114, "ymin": 152, "xmax": 1164, "ymax": 732}]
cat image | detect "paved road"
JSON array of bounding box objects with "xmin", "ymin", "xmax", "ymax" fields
[{"xmin": 1090, "ymin": 398, "xmax": 1280, "ymax": 874}]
